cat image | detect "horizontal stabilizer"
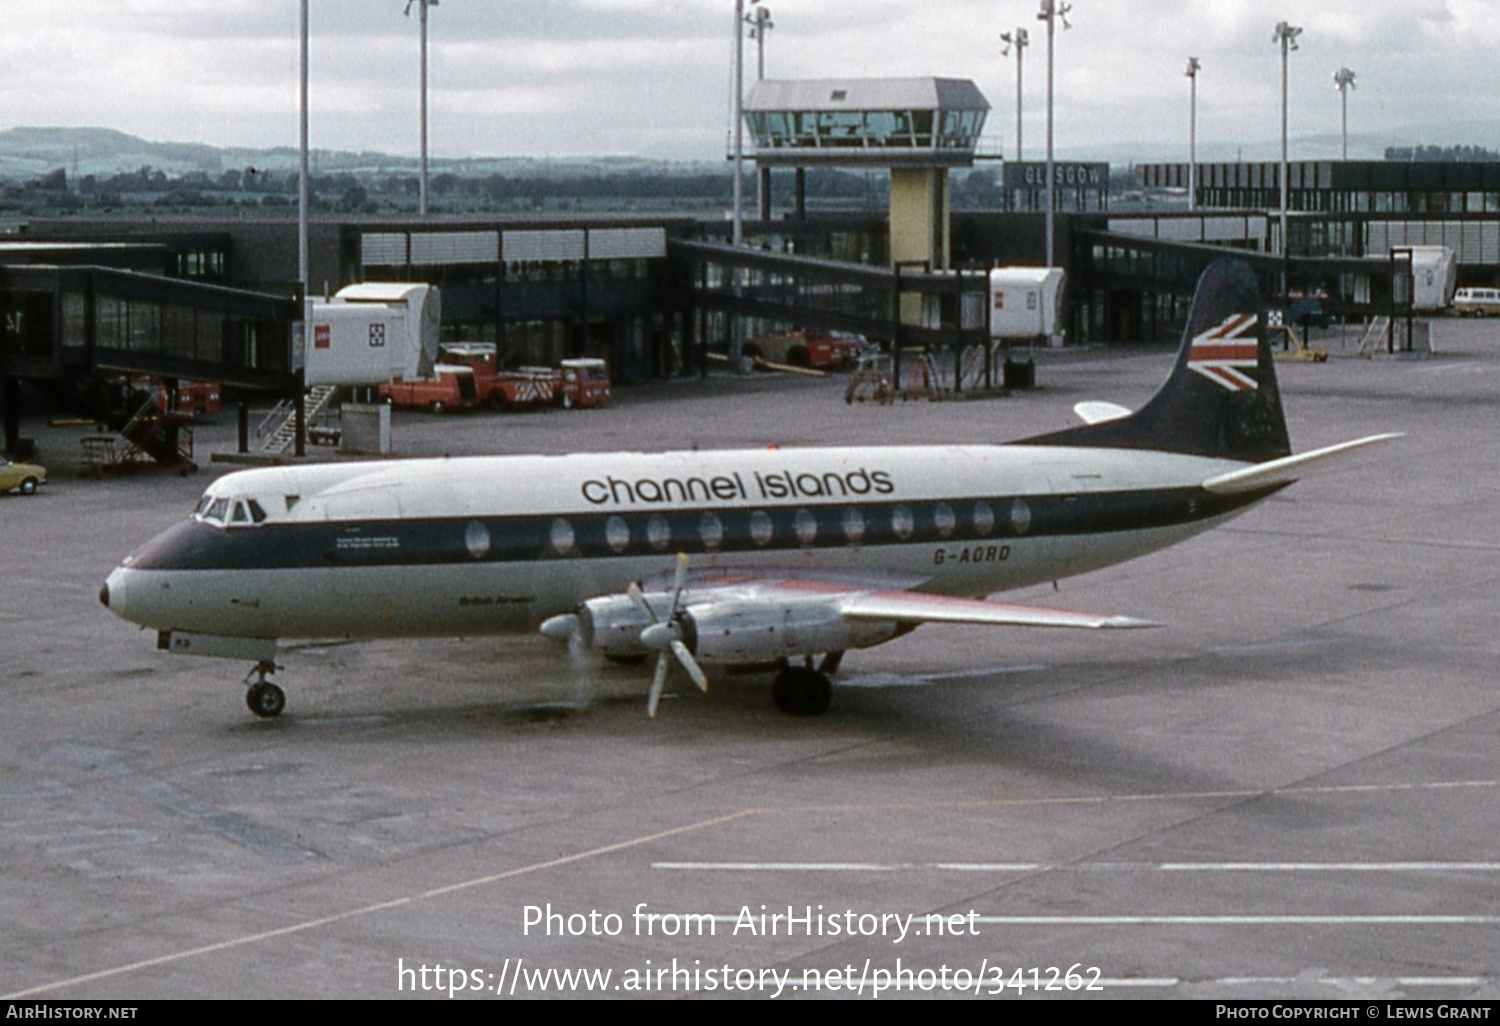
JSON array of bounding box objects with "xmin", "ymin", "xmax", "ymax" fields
[
  {"xmin": 1074, "ymin": 401, "xmax": 1132, "ymax": 425},
  {"xmin": 840, "ymin": 592, "xmax": 1156, "ymax": 630},
  {"xmin": 1201, "ymin": 433, "xmax": 1403, "ymax": 495}
]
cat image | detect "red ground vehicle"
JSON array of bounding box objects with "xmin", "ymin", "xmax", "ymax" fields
[
  {"xmin": 557, "ymin": 358, "xmax": 612, "ymax": 409},
  {"xmin": 382, "ymin": 346, "xmax": 611, "ymax": 413},
  {"xmin": 377, "ymin": 365, "xmax": 482, "ymax": 414},
  {"xmin": 743, "ymin": 331, "xmax": 864, "ymax": 370},
  {"xmin": 438, "ymin": 344, "xmax": 560, "ymax": 410}
]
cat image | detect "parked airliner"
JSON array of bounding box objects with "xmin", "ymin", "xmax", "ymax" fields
[{"xmin": 100, "ymin": 260, "xmax": 1395, "ymax": 719}]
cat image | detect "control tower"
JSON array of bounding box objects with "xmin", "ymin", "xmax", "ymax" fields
[{"xmin": 743, "ymin": 77, "xmax": 990, "ymax": 274}]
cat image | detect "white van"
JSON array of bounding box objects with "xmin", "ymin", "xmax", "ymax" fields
[{"xmin": 1452, "ymin": 287, "xmax": 1500, "ymax": 317}]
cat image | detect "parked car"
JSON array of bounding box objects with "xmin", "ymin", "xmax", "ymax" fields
[
  {"xmin": 743, "ymin": 331, "xmax": 865, "ymax": 370},
  {"xmin": 0, "ymin": 456, "xmax": 46, "ymax": 496}
]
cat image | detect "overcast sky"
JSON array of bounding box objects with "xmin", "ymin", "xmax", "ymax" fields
[{"xmin": 3, "ymin": 1, "xmax": 1498, "ymax": 163}]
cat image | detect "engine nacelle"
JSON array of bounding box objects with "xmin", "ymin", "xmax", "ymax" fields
[
  {"xmin": 575, "ymin": 594, "xmax": 660, "ymax": 658},
  {"xmin": 678, "ymin": 600, "xmax": 898, "ymax": 665}
]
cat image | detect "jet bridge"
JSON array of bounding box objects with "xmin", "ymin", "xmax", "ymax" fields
[
  {"xmin": 0, "ymin": 264, "xmax": 301, "ymax": 458},
  {"xmin": 671, "ymin": 238, "xmax": 1002, "ymax": 392}
]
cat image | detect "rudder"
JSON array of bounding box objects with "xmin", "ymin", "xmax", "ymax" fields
[{"xmin": 1023, "ymin": 259, "xmax": 1291, "ymax": 463}]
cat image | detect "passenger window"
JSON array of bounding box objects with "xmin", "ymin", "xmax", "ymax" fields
[
  {"xmin": 750, "ymin": 510, "xmax": 774, "ymax": 547},
  {"xmin": 933, "ymin": 502, "xmax": 956, "ymax": 539},
  {"xmin": 647, "ymin": 515, "xmax": 671, "ymax": 551},
  {"xmin": 842, "ymin": 507, "xmax": 866, "ymax": 544},
  {"xmin": 606, "ymin": 516, "xmax": 630, "ymax": 554},
  {"xmin": 550, "ymin": 518, "xmax": 576, "ymax": 555},
  {"xmin": 890, "ymin": 505, "xmax": 915, "ymax": 540},
  {"xmin": 699, "ymin": 512, "xmax": 724, "ymax": 550},
  {"xmin": 973, "ymin": 501, "xmax": 996, "ymax": 536},
  {"xmin": 794, "ymin": 509, "xmax": 817, "ymax": 546}
]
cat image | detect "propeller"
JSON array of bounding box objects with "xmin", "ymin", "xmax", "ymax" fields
[
  {"xmin": 538, "ymin": 610, "xmax": 598, "ymax": 709},
  {"xmin": 630, "ymin": 553, "xmax": 709, "ymax": 717}
]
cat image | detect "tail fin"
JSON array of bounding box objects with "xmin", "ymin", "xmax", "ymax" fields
[{"xmin": 1025, "ymin": 258, "xmax": 1292, "ymax": 463}]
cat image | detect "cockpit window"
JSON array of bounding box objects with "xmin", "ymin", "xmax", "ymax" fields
[
  {"xmin": 247, "ymin": 499, "xmax": 269, "ymax": 524},
  {"xmin": 205, "ymin": 498, "xmax": 230, "ymax": 524},
  {"xmin": 231, "ymin": 501, "xmax": 250, "ymax": 524},
  {"xmin": 195, "ymin": 494, "xmax": 215, "ymax": 517}
]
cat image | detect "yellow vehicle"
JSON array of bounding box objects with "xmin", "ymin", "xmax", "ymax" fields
[{"xmin": 0, "ymin": 456, "xmax": 46, "ymax": 496}]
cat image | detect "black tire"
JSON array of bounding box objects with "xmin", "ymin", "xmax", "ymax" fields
[
  {"xmin": 772, "ymin": 667, "xmax": 832, "ymax": 716},
  {"xmin": 246, "ymin": 681, "xmax": 286, "ymax": 718},
  {"xmin": 19, "ymin": 477, "xmax": 38, "ymax": 496}
]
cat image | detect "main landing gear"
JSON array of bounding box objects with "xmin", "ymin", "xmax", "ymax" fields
[
  {"xmin": 243, "ymin": 660, "xmax": 285, "ymax": 718},
  {"xmin": 770, "ymin": 652, "xmax": 843, "ymax": 717}
]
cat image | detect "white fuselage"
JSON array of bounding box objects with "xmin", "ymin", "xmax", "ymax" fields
[{"xmin": 102, "ymin": 443, "xmax": 1259, "ymax": 645}]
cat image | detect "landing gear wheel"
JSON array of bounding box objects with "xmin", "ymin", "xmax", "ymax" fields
[
  {"xmin": 772, "ymin": 667, "xmax": 832, "ymax": 716},
  {"xmin": 246, "ymin": 681, "xmax": 286, "ymax": 718}
]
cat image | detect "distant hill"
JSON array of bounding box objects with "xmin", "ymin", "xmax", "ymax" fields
[{"xmin": 0, "ymin": 126, "xmax": 725, "ymax": 186}]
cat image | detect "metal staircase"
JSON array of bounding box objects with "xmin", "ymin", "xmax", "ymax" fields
[{"xmin": 258, "ymin": 385, "xmax": 338, "ymax": 454}]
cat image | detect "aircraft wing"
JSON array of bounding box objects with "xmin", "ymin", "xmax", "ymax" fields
[
  {"xmin": 836, "ymin": 590, "xmax": 1156, "ymax": 630},
  {"xmin": 673, "ymin": 573, "xmax": 1156, "ymax": 631}
]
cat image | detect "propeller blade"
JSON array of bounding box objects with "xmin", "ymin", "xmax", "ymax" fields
[
  {"xmin": 667, "ymin": 552, "xmax": 689, "ymax": 617},
  {"xmin": 626, "ymin": 581, "xmax": 657, "ymax": 623},
  {"xmin": 670, "ymin": 639, "xmax": 709, "ymax": 693},
  {"xmin": 647, "ymin": 653, "xmax": 670, "ymax": 718}
]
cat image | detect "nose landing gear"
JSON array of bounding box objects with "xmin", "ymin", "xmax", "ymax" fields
[{"xmin": 243, "ymin": 660, "xmax": 286, "ymax": 718}]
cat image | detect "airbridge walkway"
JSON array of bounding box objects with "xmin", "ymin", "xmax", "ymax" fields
[
  {"xmin": 672, "ymin": 238, "xmax": 997, "ymax": 385},
  {"xmin": 1, "ymin": 264, "xmax": 301, "ymax": 455}
]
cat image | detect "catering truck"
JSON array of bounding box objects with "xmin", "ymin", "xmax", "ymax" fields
[{"xmin": 303, "ymin": 283, "xmax": 441, "ymax": 387}]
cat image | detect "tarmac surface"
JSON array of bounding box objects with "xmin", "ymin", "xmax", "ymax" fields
[{"xmin": 2, "ymin": 321, "xmax": 1498, "ymax": 1001}]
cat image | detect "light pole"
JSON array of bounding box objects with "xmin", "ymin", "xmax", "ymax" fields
[
  {"xmin": 1000, "ymin": 28, "xmax": 1028, "ymax": 162},
  {"xmin": 1037, "ymin": 1, "xmax": 1071, "ymax": 269},
  {"xmin": 1185, "ymin": 56, "xmax": 1200, "ymax": 211},
  {"xmin": 1273, "ymin": 20, "xmax": 1302, "ymax": 258},
  {"xmin": 405, "ymin": 0, "xmax": 439, "ymax": 217},
  {"xmin": 748, "ymin": 4, "xmax": 773, "ymax": 82},
  {"xmin": 731, "ymin": 0, "xmax": 763, "ymax": 248},
  {"xmin": 1334, "ymin": 67, "xmax": 1356, "ymax": 160},
  {"xmin": 298, "ymin": 0, "xmax": 309, "ymax": 296}
]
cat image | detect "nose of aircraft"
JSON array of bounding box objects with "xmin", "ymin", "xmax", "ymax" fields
[{"xmin": 100, "ymin": 567, "xmax": 128, "ymax": 618}]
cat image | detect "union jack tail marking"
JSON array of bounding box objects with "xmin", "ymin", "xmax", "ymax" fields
[{"xmin": 1189, "ymin": 312, "xmax": 1260, "ymax": 391}]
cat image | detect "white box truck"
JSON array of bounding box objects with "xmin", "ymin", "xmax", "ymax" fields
[
  {"xmin": 989, "ymin": 267, "xmax": 1066, "ymax": 342},
  {"xmin": 304, "ymin": 283, "xmax": 441, "ymax": 387},
  {"xmin": 1397, "ymin": 246, "xmax": 1457, "ymax": 313}
]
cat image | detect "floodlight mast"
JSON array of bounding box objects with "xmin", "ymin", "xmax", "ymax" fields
[
  {"xmin": 405, "ymin": 0, "xmax": 439, "ymax": 217},
  {"xmin": 732, "ymin": 0, "xmax": 764, "ymax": 249},
  {"xmin": 1334, "ymin": 67, "xmax": 1356, "ymax": 160},
  {"xmin": 1186, "ymin": 56, "xmax": 1201, "ymax": 212},
  {"xmin": 748, "ymin": 5, "xmax": 773, "ymax": 82},
  {"xmin": 1037, "ymin": 0, "xmax": 1071, "ymax": 269},
  {"xmin": 298, "ymin": 0, "xmax": 309, "ymax": 296},
  {"xmin": 1000, "ymin": 28, "xmax": 1029, "ymax": 162},
  {"xmin": 1273, "ymin": 20, "xmax": 1302, "ymax": 258}
]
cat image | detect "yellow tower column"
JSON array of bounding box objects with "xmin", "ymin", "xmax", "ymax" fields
[{"xmin": 889, "ymin": 167, "xmax": 949, "ymax": 325}]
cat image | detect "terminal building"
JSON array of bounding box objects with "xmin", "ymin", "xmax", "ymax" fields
[{"xmin": 6, "ymin": 117, "xmax": 1500, "ymax": 458}]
